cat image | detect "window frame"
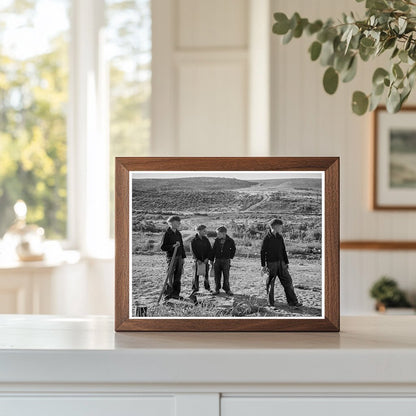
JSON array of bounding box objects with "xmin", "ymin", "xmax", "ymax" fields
[{"xmin": 66, "ymin": 0, "xmax": 112, "ymax": 257}]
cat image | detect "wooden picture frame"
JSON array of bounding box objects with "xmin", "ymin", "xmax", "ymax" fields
[
  {"xmin": 373, "ymin": 106, "xmax": 416, "ymax": 210},
  {"xmin": 115, "ymin": 157, "xmax": 340, "ymax": 332}
]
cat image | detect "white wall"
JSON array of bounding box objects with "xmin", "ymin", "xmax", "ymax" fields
[{"xmin": 152, "ymin": 0, "xmax": 255, "ymax": 156}]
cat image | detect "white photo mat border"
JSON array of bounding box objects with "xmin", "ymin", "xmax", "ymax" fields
[{"xmin": 128, "ymin": 170, "xmax": 326, "ymax": 320}]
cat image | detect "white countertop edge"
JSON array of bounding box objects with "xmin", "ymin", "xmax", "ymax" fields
[{"xmin": 0, "ymin": 349, "xmax": 415, "ymax": 385}]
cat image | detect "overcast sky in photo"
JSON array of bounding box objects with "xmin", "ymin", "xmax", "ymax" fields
[{"xmin": 131, "ymin": 171, "xmax": 323, "ymax": 180}]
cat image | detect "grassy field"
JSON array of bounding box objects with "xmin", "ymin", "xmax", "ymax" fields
[{"xmin": 131, "ymin": 176, "xmax": 323, "ymax": 317}]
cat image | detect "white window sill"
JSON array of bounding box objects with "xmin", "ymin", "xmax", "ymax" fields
[{"xmin": 0, "ymin": 238, "xmax": 115, "ymax": 270}]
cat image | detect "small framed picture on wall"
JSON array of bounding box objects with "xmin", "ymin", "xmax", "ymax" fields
[
  {"xmin": 114, "ymin": 157, "xmax": 340, "ymax": 332},
  {"xmin": 374, "ymin": 106, "xmax": 416, "ymax": 209}
]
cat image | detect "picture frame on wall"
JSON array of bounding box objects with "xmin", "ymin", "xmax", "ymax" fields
[
  {"xmin": 115, "ymin": 157, "xmax": 340, "ymax": 332},
  {"xmin": 373, "ymin": 106, "xmax": 416, "ymax": 210}
]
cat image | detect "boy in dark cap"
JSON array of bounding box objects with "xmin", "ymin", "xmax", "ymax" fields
[
  {"xmin": 190, "ymin": 224, "xmax": 212, "ymax": 297},
  {"xmin": 210, "ymin": 226, "xmax": 236, "ymax": 296},
  {"xmin": 160, "ymin": 215, "xmax": 186, "ymax": 300},
  {"xmin": 260, "ymin": 218, "xmax": 302, "ymax": 308}
]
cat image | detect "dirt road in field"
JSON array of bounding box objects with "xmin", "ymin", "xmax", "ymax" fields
[{"xmin": 241, "ymin": 192, "xmax": 271, "ymax": 212}]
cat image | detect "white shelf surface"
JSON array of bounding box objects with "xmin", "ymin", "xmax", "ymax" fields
[{"xmin": 0, "ymin": 315, "xmax": 415, "ymax": 387}]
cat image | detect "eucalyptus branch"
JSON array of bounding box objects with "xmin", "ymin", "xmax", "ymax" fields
[{"xmin": 272, "ymin": 0, "xmax": 416, "ymax": 115}]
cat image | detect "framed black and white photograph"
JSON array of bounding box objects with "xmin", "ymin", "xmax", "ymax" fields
[
  {"xmin": 374, "ymin": 106, "xmax": 416, "ymax": 210},
  {"xmin": 115, "ymin": 157, "xmax": 339, "ymax": 331}
]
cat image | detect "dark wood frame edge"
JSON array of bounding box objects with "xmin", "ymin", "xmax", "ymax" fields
[
  {"xmin": 341, "ymin": 240, "xmax": 416, "ymax": 250},
  {"xmin": 115, "ymin": 160, "xmax": 130, "ymax": 330},
  {"xmin": 373, "ymin": 106, "xmax": 416, "ymax": 210},
  {"xmin": 115, "ymin": 157, "xmax": 340, "ymax": 332}
]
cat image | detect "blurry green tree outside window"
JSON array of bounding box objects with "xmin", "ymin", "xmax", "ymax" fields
[
  {"xmin": 0, "ymin": 0, "xmax": 151, "ymax": 241},
  {"xmin": 0, "ymin": 0, "xmax": 70, "ymax": 239}
]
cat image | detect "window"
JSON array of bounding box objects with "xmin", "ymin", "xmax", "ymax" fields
[
  {"xmin": 0, "ymin": 0, "xmax": 151, "ymax": 250},
  {"xmin": 106, "ymin": 0, "xmax": 151, "ymax": 237},
  {"xmin": 0, "ymin": 0, "xmax": 70, "ymax": 239}
]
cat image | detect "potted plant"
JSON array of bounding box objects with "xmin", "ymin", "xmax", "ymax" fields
[{"xmin": 369, "ymin": 276, "xmax": 413, "ymax": 312}]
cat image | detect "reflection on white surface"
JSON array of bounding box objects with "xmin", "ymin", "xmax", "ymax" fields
[{"xmin": 0, "ymin": 241, "xmax": 80, "ymax": 269}]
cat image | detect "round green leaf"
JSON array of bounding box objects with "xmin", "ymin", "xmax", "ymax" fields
[
  {"xmin": 372, "ymin": 68, "xmax": 389, "ymax": 86},
  {"xmin": 282, "ymin": 29, "xmax": 293, "ymax": 44},
  {"xmin": 307, "ymin": 20, "xmax": 323, "ymax": 35},
  {"xmin": 289, "ymin": 12, "xmax": 301, "ymax": 30},
  {"xmin": 393, "ymin": 63, "xmax": 404, "ymax": 79},
  {"xmin": 309, "ymin": 41, "xmax": 322, "ymax": 61},
  {"xmin": 320, "ymin": 41, "xmax": 335, "ymax": 66},
  {"xmin": 367, "ymin": 0, "xmax": 388, "ymax": 11},
  {"xmin": 359, "ymin": 44, "xmax": 375, "ymax": 62},
  {"xmin": 399, "ymin": 50, "xmax": 408, "ymax": 63},
  {"xmin": 384, "ymin": 37, "xmax": 396, "ymax": 50},
  {"xmin": 369, "ymin": 92, "xmax": 382, "ymax": 111},
  {"xmin": 360, "ymin": 37, "xmax": 375, "ymax": 48},
  {"xmin": 352, "ymin": 91, "xmax": 369, "ymax": 115},
  {"xmin": 391, "ymin": 47, "xmax": 399, "ymax": 59},
  {"xmin": 293, "ymin": 18, "xmax": 308, "ymax": 38},
  {"xmin": 400, "ymin": 88, "xmax": 411, "ymax": 107},
  {"xmin": 342, "ymin": 56, "xmax": 357, "ymax": 83},
  {"xmin": 387, "ymin": 87, "xmax": 401, "ymax": 113},
  {"xmin": 273, "ymin": 13, "xmax": 290, "ymax": 35},
  {"xmin": 323, "ymin": 67, "xmax": 339, "ymax": 95},
  {"xmin": 373, "ymin": 82, "xmax": 384, "ymax": 96},
  {"xmin": 317, "ymin": 29, "xmax": 328, "ymax": 43},
  {"xmin": 334, "ymin": 52, "xmax": 352, "ymax": 73}
]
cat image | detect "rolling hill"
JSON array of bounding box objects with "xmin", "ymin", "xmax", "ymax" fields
[
  {"xmin": 131, "ymin": 176, "xmax": 322, "ymax": 214},
  {"xmin": 132, "ymin": 177, "xmax": 257, "ymax": 192}
]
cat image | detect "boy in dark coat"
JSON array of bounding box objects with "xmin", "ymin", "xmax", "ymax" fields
[
  {"xmin": 190, "ymin": 224, "xmax": 212, "ymax": 297},
  {"xmin": 160, "ymin": 215, "xmax": 186, "ymax": 300},
  {"xmin": 260, "ymin": 218, "xmax": 302, "ymax": 308},
  {"xmin": 210, "ymin": 226, "xmax": 236, "ymax": 296}
]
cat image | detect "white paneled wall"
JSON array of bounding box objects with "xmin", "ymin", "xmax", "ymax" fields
[
  {"xmin": 270, "ymin": 0, "xmax": 416, "ymax": 313},
  {"xmin": 177, "ymin": 0, "xmax": 248, "ymax": 49},
  {"xmin": 177, "ymin": 58, "xmax": 247, "ymax": 155},
  {"xmin": 152, "ymin": 0, "xmax": 250, "ymax": 156}
]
